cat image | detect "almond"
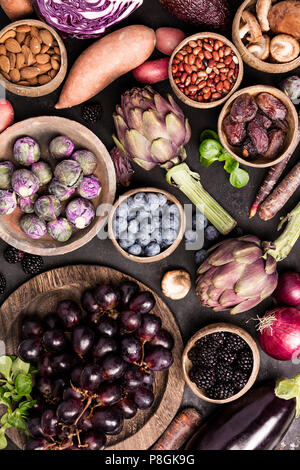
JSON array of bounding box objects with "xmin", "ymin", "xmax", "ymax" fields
[
  {"xmin": 49, "ymin": 69, "xmax": 57, "ymax": 79},
  {"xmin": 0, "ymin": 30, "xmax": 16, "ymax": 43},
  {"xmin": 16, "ymin": 53, "xmax": 25, "ymax": 69},
  {"xmin": 38, "ymin": 74, "xmax": 51, "ymax": 85},
  {"xmin": 19, "ymin": 80, "xmax": 30, "ymax": 85},
  {"xmin": 0, "ymin": 55, "xmax": 10, "ymax": 74},
  {"xmin": 47, "ymin": 48, "xmax": 55, "ymax": 56},
  {"xmin": 30, "ymin": 37, "xmax": 41, "ymax": 54},
  {"xmin": 36, "ymin": 63, "xmax": 52, "ymax": 75},
  {"xmin": 30, "ymin": 26, "xmax": 40, "ymax": 38},
  {"xmin": 16, "ymin": 32, "xmax": 25, "ymax": 44},
  {"xmin": 16, "ymin": 25, "xmax": 31, "ymax": 33},
  {"xmin": 1, "ymin": 71, "xmax": 10, "ymax": 81},
  {"xmin": 7, "ymin": 52, "xmax": 16, "ymax": 69},
  {"xmin": 10, "ymin": 68, "xmax": 20, "ymax": 83},
  {"xmin": 51, "ymin": 58, "xmax": 60, "ymax": 71},
  {"xmin": 5, "ymin": 38, "xmax": 21, "ymax": 54},
  {"xmin": 35, "ymin": 54, "xmax": 50, "ymax": 65},
  {"xmin": 52, "ymin": 54, "xmax": 61, "ymax": 62},
  {"xmin": 54, "ymin": 47, "xmax": 60, "ymax": 55},
  {"xmin": 28, "ymin": 77, "xmax": 38, "ymax": 86},
  {"xmin": 24, "ymin": 35, "xmax": 31, "ymax": 46},
  {"xmin": 0, "ymin": 45, "xmax": 6, "ymax": 55},
  {"xmin": 41, "ymin": 45, "xmax": 50, "ymax": 54},
  {"xmin": 39, "ymin": 29, "xmax": 53, "ymax": 47},
  {"xmin": 20, "ymin": 66, "xmax": 39, "ymax": 80}
]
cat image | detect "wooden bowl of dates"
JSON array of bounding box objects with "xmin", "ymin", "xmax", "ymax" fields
[
  {"xmin": 232, "ymin": 0, "xmax": 300, "ymax": 74},
  {"xmin": 0, "ymin": 116, "xmax": 116, "ymax": 256},
  {"xmin": 0, "ymin": 19, "xmax": 67, "ymax": 97},
  {"xmin": 218, "ymin": 85, "xmax": 299, "ymax": 168},
  {"xmin": 169, "ymin": 32, "xmax": 244, "ymax": 109},
  {"xmin": 182, "ymin": 323, "xmax": 260, "ymax": 404}
]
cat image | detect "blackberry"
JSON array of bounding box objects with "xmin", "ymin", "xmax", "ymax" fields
[
  {"xmin": 207, "ymin": 383, "xmax": 235, "ymax": 400},
  {"xmin": 237, "ymin": 349, "xmax": 253, "ymax": 372},
  {"xmin": 81, "ymin": 103, "xmax": 102, "ymax": 125},
  {"xmin": 233, "ymin": 370, "xmax": 249, "ymax": 391},
  {"xmin": 209, "ymin": 332, "xmax": 226, "ymax": 347},
  {"xmin": 21, "ymin": 254, "xmax": 43, "ymax": 274},
  {"xmin": 215, "ymin": 362, "xmax": 233, "ymax": 383},
  {"xmin": 0, "ymin": 273, "xmax": 6, "ymax": 295},
  {"xmin": 4, "ymin": 246, "xmax": 24, "ymax": 264},
  {"xmin": 225, "ymin": 333, "xmax": 246, "ymax": 352},
  {"xmin": 197, "ymin": 343, "xmax": 218, "ymax": 367},
  {"xmin": 219, "ymin": 347, "xmax": 236, "ymax": 364},
  {"xmin": 187, "ymin": 346, "xmax": 201, "ymax": 365},
  {"xmin": 189, "ymin": 367, "xmax": 216, "ymax": 390}
]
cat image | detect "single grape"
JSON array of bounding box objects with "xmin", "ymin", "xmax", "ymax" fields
[
  {"xmin": 82, "ymin": 290, "xmax": 99, "ymax": 314},
  {"xmin": 52, "ymin": 352, "xmax": 77, "ymax": 374},
  {"xmin": 119, "ymin": 310, "xmax": 141, "ymax": 332},
  {"xmin": 122, "ymin": 364, "xmax": 144, "ymax": 391},
  {"xmin": 149, "ymin": 329, "xmax": 174, "ymax": 350},
  {"xmin": 120, "ymin": 336, "xmax": 142, "ymax": 364},
  {"xmin": 56, "ymin": 300, "xmax": 82, "ymax": 328},
  {"xmin": 72, "ymin": 325, "xmax": 94, "ymax": 356},
  {"xmin": 36, "ymin": 377, "xmax": 52, "ymax": 397},
  {"xmin": 138, "ymin": 314, "xmax": 161, "ymax": 342},
  {"xmin": 94, "ymin": 285, "xmax": 120, "ymax": 310},
  {"xmin": 70, "ymin": 366, "xmax": 84, "ymax": 386},
  {"xmin": 96, "ymin": 382, "xmax": 122, "ymax": 406},
  {"xmin": 93, "ymin": 336, "xmax": 117, "ymax": 360},
  {"xmin": 81, "ymin": 430, "xmax": 107, "ymax": 450},
  {"xmin": 43, "ymin": 329, "xmax": 67, "ymax": 353},
  {"xmin": 106, "ymin": 421, "xmax": 124, "ymax": 435},
  {"xmin": 25, "ymin": 438, "xmax": 48, "ymax": 450},
  {"xmin": 129, "ymin": 291, "xmax": 155, "ymax": 314},
  {"xmin": 37, "ymin": 353, "xmax": 55, "ymax": 378},
  {"xmin": 144, "ymin": 347, "xmax": 173, "ymax": 371},
  {"xmin": 80, "ymin": 364, "xmax": 103, "ymax": 392},
  {"xmin": 142, "ymin": 370, "xmax": 155, "ymax": 388},
  {"xmin": 27, "ymin": 417, "xmax": 45, "ymax": 439},
  {"xmin": 132, "ymin": 386, "xmax": 154, "ymax": 410},
  {"xmin": 43, "ymin": 313, "xmax": 62, "ymax": 330},
  {"xmin": 31, "ymin": 392, "xmax": 45, "ymax": 414},
  {"xmin": 21, "ymin": 316, "xmax": 44, "ymax": 338},
  {"xmin": 52, "ymin": 377, "xmax": 67, "ymax": 400},
  {"xmin": 101, "ymin": 353, "xmax": 126, "ymax": 381},
  {"xmin": 116, "ymin": 397, "xmax": 137, "ymax": 419},
  {"xmin": 41, "ymin": 409, "xmax": 59, "ymax": 436},
  {"xmin": 56, "ymin": 398, "xmax": 83, "ymax": 425},
  {"xmin": 17, "ymin": 337, "xmax": 42, "ymax": 363},
  {"xmin": 92, "ymin": 406, "xmax": 123, "ymax": 434},
  {"xmin": 77, "ymin": 411, "xmax": 93, "ymax": 432},
  {"xmin": 119, "ymin": 281, "xmax": 139, "ymax": 307},
  {"xmin": 63, "ymin": 387, "xmax": 82, "ymax": 401},
  {"xmin": 95, "ymin": 316, "xmax": 118, "ymax": 337}
]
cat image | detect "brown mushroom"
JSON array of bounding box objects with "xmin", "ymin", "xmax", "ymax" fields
[
  {"xmin": 161, "ymin": 269, "xmax": 191, "ymax": 300},
  {"xmin": 239, "ymin": 10, "xmax": 263, "ymax": 43},
  {"xmin": 270, "ymin": 34, "xmax": 300, "ymax": 62},
  {"xmin": 256, "ymin": 0, "xmax": 272, "ymax": 31},
  {"xmin": 268, "ymin": 0, "xmax": 300, "ymax": 39},
  {"xmin": 247, "ymin": 34, "xmax": 270, "ymax": 60}
]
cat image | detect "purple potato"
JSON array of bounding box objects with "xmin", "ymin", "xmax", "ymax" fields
[
  {"xmin": 0, "ymin": 190, "xmax": 17, "ymax": 215},
  {"xmin": 11, "ymin": 169, "xmax": 39, "ymax": 198},
  {"xmin": 66, "ymin": 197, "xmax": 95, "ymax": 229},
  {"xmin": 49, "ymin": 136, "xmax": 74, "ymax": 160},
  {"xmin": 48, "ymin": 179, "xmax": 75, "ymax": 201},
  {"xmin": 31, "ymin": 161, "xmax": 52, "ymax": 185},
  {"xmin": 77, "ymin": 175, "xmax": 101, "ymax": 200},
  {"xmin": 47, "ymin": 218, "xmax": 72, "ymax": 242},
  {"xmin": 13, "ymin": 137, "xmax": 40, "ymax": 166},
  {"xmin": 20, "ymin": 214, "xmax": 47, "ymax": 239},
  {"xmin": 0, "ymin": 161, "xmax": 14, "ymax": 190},
  {"xmin": 54, "ymin": 160, "xmax": 83, "ymax": 188},
  {"xmin": 71, "ymin": 150, "xmax": 97, "ymax": 175},
  {"xmin": 34, "ymin": 195, "xmax": 61, "ymax": 221}
]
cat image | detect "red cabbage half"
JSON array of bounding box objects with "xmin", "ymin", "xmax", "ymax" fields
[{"xmin": 33, "ymin": 0, "xmax": 143, "ymax": 39}]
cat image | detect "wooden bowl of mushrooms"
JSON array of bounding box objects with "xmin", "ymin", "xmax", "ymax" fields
[{"xmin": 232, "ymin": 0, "xmax": 300, "ymax": 73}]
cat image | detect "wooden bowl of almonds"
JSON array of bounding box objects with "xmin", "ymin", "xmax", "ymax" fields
[{"xmin": 0, "ymin": 19, "xmax": 67, "ymax": 97}]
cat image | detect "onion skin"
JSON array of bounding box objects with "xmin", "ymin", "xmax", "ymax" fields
[
  {"xmin": 258, "ymin": 307, "xmax": 300, "ymax": 361},
  {"xmin": 274, "ymin": 272, "xmax": 300, "ymax": 307}
]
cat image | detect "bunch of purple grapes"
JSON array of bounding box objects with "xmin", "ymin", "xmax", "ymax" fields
[{"xmin": 17, "ymin": 281, "xmax": 174, "ymax": 451}]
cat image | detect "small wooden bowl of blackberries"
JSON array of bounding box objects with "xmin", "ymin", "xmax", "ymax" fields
[{"xmin": 182, "ymin": 323, "xmax": 260, "ymax": 403}]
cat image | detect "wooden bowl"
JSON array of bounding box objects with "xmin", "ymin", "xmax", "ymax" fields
[
  {"xmin": 169, "ymin": 32, "xmax": 244, "ymax": 109},
  {"xmin": 218, "ymin": 85, "xmax": 299, "ymax": 168},
  {"xmin": 182, "ymin": 323, "xmax": 260, "ymax": 404},
  {"xmin": 0, "ymin": 116, "xmax": 116, "ymax": 256},
  {"xmin": 0, "ymin": 265, "xmax": 185, "ymax": 450},
  {"xmin": 0, "ymin": 19, "xmax": 67, "ymax": 97},
  {"xmin": 232, "ymin": 0, "xmax": 300, "ymax": 73},
  {"xmin": 108, "ymin": 187, "xmax": 186, "ymax": 263}
]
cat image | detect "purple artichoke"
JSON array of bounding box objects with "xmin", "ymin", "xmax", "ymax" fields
[
  {"xmin": 77, "ymin": 176, "xmax": 101, "ymax": 200},
  {"xmin": 47, "ymin": 218, "xmax": 73, "ymax": 242},
  {"xmin": 32, "ymin": 161, "xmax": 53, "ymax": 185},
  {"xmin": 34, "ymin": 195, "xmax": 61, "ymax": 221},
  {"xmin": 49, "ymin": 136, "xmax": 75, "ymax": 160},
  {"xmin": 110, "ymin": 146, "xmax": 134, "ymax": 187},
  {"xmin": 54, "ymin": 160, "xmax": 83, "ymax": 188},
  {"xmin": 0, "ymin": 190, "xmax": 17, "ymax": 215},
  {"xmin": 0, "ymin": 161, "xmax": 14, "ymax": 190},
  {"xmin": 13, "ymin": 137, "xmax": 40, "ymax": 166},
  {"xmin": 48, "ymin": 179, "xmax": 75, "ymax": 201},
  {"xmin": 71, "ymin": 150, "xmax": 97, "ymax": 175},
  {"xmin": 20, "ymin": 214, "xmax": 47, "ymax": 239},
  {"xmin": 196, "ymin": 235, "xmax": 278, "ymax": 314},
  {"xmin": 66, "ymin": 198, "xmax": 95, "ymax": 229},
  {"xmin": 18, "ymin": 194, "xmax": 37, "ymax": 214},
  {"xmin": 11, "ymin": 169, "xmax": 40, "ymax": 198}
]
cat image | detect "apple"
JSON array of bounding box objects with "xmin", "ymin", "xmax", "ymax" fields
[{"xmin": 0, "ymin": 100, "xmax": 14, "ymax": 133}]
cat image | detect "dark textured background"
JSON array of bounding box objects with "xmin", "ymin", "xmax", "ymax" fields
[{"xmin": 0, "ymin": 0, "xmax": 299, "ymax": 450}]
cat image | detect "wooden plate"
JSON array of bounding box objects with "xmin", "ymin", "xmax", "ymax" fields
[{"xmin": 0, "ymin": 265, "xmax": 185, "ymax": 450}]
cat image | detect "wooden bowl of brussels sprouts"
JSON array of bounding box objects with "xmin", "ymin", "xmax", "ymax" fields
[{"xmin": 0, "ymin": 116, "xmax": 116, "ymax": 256}]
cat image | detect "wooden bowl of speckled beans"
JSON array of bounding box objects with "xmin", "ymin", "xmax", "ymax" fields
[{"xmin": 169, "ymin": 32, "xmax": 244, "ymax": 109}]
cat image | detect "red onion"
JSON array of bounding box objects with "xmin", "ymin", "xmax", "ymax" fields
[
  {"xmin": 258, "ymin": 307, "xmax": 300, "ymax": 361},
  {"xmin": 274, "ymin": 272, "xmax": 300, "ymax": 307}
]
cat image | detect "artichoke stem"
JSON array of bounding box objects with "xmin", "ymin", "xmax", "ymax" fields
[
  {"xmin": 266, "ymin": 201, "xmax": 300, "ymax": 261},
  {"xmin": 166, "ymin": 163, "xmax": 236, "ymax": 235}
]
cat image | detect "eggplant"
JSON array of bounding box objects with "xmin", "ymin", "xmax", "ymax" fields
[{"xmin": 185, "ymin": 382, "xmax": 296, "ymax": 450}]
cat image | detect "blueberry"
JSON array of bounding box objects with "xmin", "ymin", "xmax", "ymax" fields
[
  {"xmin": 151, "ymin": 229, "xmax": 162, "ymax": 244},
  {"xmin": 136, "ymin": 209, "xmax": 149, "ymax": 221},
  {"xmin": 119, "ymin": 231, "xmax": 136, "ymax": 250},
  {"xmin": 163, "ymin": 214, "xmax": 180, "ymax": 231},
  {"xmin": 145, "ymin": 242, "xmax": 161, "ymax": 257},
  {"xmin": 151, "ymin": 216, "xmax": 161, "ymax": 231},
  {"xmin": 185, "ymin": 230, "xmax": 198, "ymax": 243},
  {"xmin": 127, "ymin": 208, "xmax": 138, "ymax": 221},
  {"xmin": 136, "ymin": 231, "xmax": 151, "ymax": 247},
  {"xmin": 113, "ymin": 217, "xmax": 127, "ymax": 237},
  {"xmin": 133, "ymin": 192, "xmax": 146, "ymax": 207},
  {"xmin": 192, "ymin": 213, "xmax": 208, "ymax": 230},
  {"xmin": 146, "ymin": 193, "xmax": 160, "ymax": 211},
  {"xmin": 158, "ymin": 194, "xmax": 167, "ymax": 207},
  {"xmin": 116, "ymin": 202, "xmax": 129, "ymax": 219},
  {"xmin": 128, "ymin": 219, "xmax": 139, "ymax": 234},
  {"xmin": 162, "ymin": 228, "xmax": 177, "ymax": 246},
  {"xmin": 195, "ymin": 249, "xmax": 208, "ymax": 266},
  {"xmin": 128, "ymin": 244, "xmax": 142, "ymax": 256},
  {"xmin": 167, "ymin": 203, "xmax": 179, "ymax": 217},
  {"xmin": 139, "ymin": 218, "xmax": 153, "ymax": 234},
  {"xmin": 205, "ymin": 225, "xmax": 219, "ymax": 241}
]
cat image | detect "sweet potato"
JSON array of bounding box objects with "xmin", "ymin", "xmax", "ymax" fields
[
  {"xmin": 133, "ymin": 57, "xmax": 169, "ymax": 84},
  {"xmin": 55, "ymin": 25, "xmax": 156, "ymax": 109},
  {"xmin": 155, "ymin": 27, "xmax": 186, "ymax": 56},
  {"xmin": 0, "ymin": 0, "xmax": 33, "ymax": 20}
]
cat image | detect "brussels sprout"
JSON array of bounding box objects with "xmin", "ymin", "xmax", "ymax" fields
[
  {"xmin": 18, "ymin": 194, "xmax": 37, "ymax": 214},
  {"xmin": 34, "ymin": 195, "xmax": 61, "ymax": 221},
  {"xmin": 0, "ymin": 190, "xmax": 17, "ymax": 215},
  {"xmin": 71, "ymin": 150, "xmax": 97, "ymax": 175},
  {"xmin": 0, "ymin": 161, "xmax": 14, "ymax": 190},
  {"xmin": 49, "ymin": 136, "xmax": 75, "ymax": 160},
  {"xmin": 48, "ymin": 179, "xmax": 75, "ymax": 201},
  {"xmin": 20, "ymin": 214, "xmax": 47, "ymax": 239},
  {"xmin": 32, "ymin": 161, "xmax": 53, "ymax": 185},
  {"xmin": 66, "ymin": 197, "xmax": 95, "ymax": 229},
  {"xmin": 11, "ymin": 169, "xmax": 39, "ymax": 198},
  {"xmin": 13, "ymin": 137, "xmax": 40, "ymax": 166},
  {"xmin": 47, "ymin": 218, "xmax": 73, "ymax": 242},
  {"xmin": 77, "ymin": 175, "xmax": 101, "ymax": 200},
  {"xmin": 54, "ymin": 160, "xmax": 83, "ymax": 188}
]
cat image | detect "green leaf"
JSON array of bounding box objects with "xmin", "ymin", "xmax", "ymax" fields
[
  {"xmin": 0, "ymin": 394, "xmax": 12, "ymax": 408},
  {"xmin": 224, "ymin": 156, "xmax": 239, "ymax": 174},
  {"xmin": 15, "ymin": 374, "xmax": 32, "ymax": 396},
  {"xmin": 229, "ymin": 168, "xmax": 250, "ymax": 188},
  {"xmin": 275, "ymin": 374, "xmax": 300, "ymax": 418},
  {"xmin": 11, "ymin": 358, "xmax": 30, "ymax": 380},
  {"xmin": 19, "ymin": 400, "xmax": 36, "ymax": 414},
  {"xmin": 199, "ymin": 139, "xmax": 223, "ymax": 160},
  {"xmin": 218, "ymin": 151, "xmax": 231, "ymax": 162},
  {"xmin": 0, "ymin": 356, "xmax": 12, "ymax": 381},
  {"xmin": 0, "ymin": 413, "xmax": 8, "ymax": 426},
  {"xmin": 7, "ymin": 414, "xmax": 27, "ymax": 432},
  {"xmin": 0, "ymin": 432, "xmax": 7, "ymax": 450},
  {"xmin": 200, "ymin": 129, "xmax": 220, "ymax": 143},
  {"xmin": 200, "ymin": 155, "xmax": 218, "ymax": 167}
]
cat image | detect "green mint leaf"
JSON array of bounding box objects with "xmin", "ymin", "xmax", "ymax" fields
[
  {"xmin": 7, "ymin": 414, "xmax": 27, "ymax": 432},
  {"xmin": 11, "ymin": 358, "xmax": 30, "ymax": 379},
  {"xmin": 0, "ymin": 432, "xmax": 8, "ymax": 450},
  {"xmin": 0, "ymin": 356, "xmax": 12, "ymax": 381},
  {"xmin": 19, "ymin": 400, "xmax": 36, "ymax": 414},
  {"xmin": 199, "ymin": 139, "xmax": 222, "ymax": 160},
  {"xmin": 275, "ymin": 373, "xmax": 300, "ymax": 418},
  {"xmin": 224, "ymin": 156, "xmax": 239, "ymax": 174},
  {"xmin": 0, "ymin": 394, "xmax": 12, "ymax": 408},
  {"xmin": 200, "ymin": 129, "xmax": 220, "ymax": 143},
  {"xmin": 15, "ymin": 374, "xmax": 32, "ymax": 396},
  {"xmin": 229, "ymin": 168, "xmax": 250, "ymax": 188}
]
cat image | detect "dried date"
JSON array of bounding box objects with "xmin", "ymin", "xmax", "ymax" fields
[
  {"xmin": 253, "ymin": 110, "xmax": 272, "ymax": 129},
  {"xmin": 230, "ymin": 93, "xmax": 258, "ymax": 123},
  {"xmin": 262, "ymin": 129, "xmax": 285, "ymax": 159},
  {"xmin": 223, "ymin": 115, "xmax": 246, "ymax": 146},
  {"xmin": 256, "ymin": 93, "xmax": 287, "ymax": 121},
  {"xmin": 248, "ymin": 120, "xmax": 269, "ymax": 154},
  {"xmin": 272, "ymin": 119, "xmax": 288, "ymax": 133},
  {"xmin": 242, "ymin": 138, "xmax": 258, "ymax": 159}
]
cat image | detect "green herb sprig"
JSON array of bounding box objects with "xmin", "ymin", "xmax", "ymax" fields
[
  {"xmin": 199, "ymin": 130, "xmax": 250, "ymax": 189},
  {"xmin": 0, "ymin": 356, "xmax": 36, "ymax": 449}
]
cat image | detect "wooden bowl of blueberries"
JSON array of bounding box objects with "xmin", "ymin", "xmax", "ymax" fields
[
  {"xmin": 182, "ymin": 323, "xmax": 260, "ymax": 404},
  {"xmin": 108, "ymin": 187, "xmax": 186, "ymax": 263}
]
